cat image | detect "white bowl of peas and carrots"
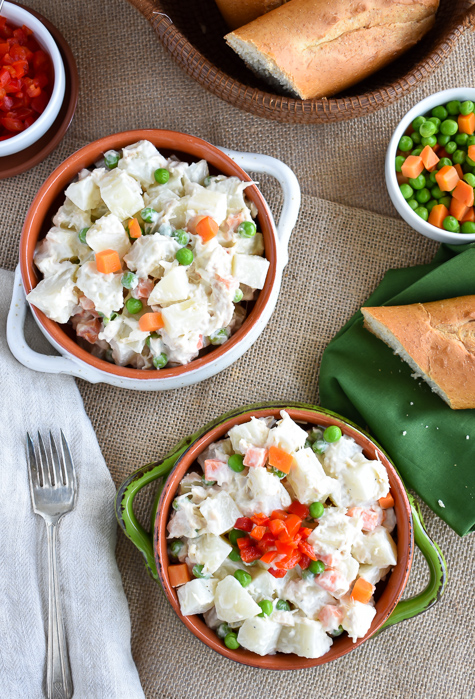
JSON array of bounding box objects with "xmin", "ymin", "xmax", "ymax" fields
[{"xmin": 385, "ymin": 88, "xmax": 475, "ymax": 244}]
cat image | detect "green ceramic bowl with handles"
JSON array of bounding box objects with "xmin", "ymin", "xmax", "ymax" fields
[{"xmin": 115, "ymin": 402, "xmax": 447, "ymax": 669}]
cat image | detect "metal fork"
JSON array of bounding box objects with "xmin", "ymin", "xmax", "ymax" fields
[{"xmin": 27, "ymin": 431, "xmax": 77, "ymax": 699}]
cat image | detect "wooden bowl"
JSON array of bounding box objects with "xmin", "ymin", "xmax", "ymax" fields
[{"xmin": 127, "ymin": 0, "xmax": 475, "ymax": 124}]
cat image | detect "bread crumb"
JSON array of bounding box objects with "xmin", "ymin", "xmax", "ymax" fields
[
  {"xmin": 402, "ymin": 431, "xmax": 407, "ymax": 436},
  {"xmin": 438, "ymin": 500, "xmax": 445, "ymax": 508},
  {"xmin": 425, "ymin": 425, "xmax": 428, "ymax": 428},
  {"xmin": 466, "ymin": 435, "xmax": 470, "ymax": 440},
  {"xmin": 410, "ymin": 402, "xmax": 414, "ymax": 405}
]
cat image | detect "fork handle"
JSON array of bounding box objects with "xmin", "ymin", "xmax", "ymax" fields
[{"xmin": 46, "ymin": 523, "xmax": 73, "ymax": 699}]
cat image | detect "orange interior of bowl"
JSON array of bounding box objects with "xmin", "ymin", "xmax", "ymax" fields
[
  {"xmin": 155, "ymin": 407, "xmax": 413, "ymax": 669},
  {"xmin": 20, "ymin": 129, "xmax": 277, "ymax": 379}
]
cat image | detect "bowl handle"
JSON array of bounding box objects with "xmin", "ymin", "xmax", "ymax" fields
[
  {"xmin": 218, "ymin": 147, "xmax": 301, "ymax": 269},
  {"xmin": 7, "ymin": 265, "xmax": 103, "ymax": 381},
  {"xmin": 378, "ymin": 495, "xmax": 447, "ymax": 633}
]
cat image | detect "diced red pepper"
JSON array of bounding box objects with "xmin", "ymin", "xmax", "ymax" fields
[
  {"xmin": 298, "ymin": 540, "xmax": 317, "ymax": 561},
  {"xmin": 237, "ymin": 536, "xmax": 251, "ymax": 550},
  {"xmin": 250, "ymin": 513, "xmax": 270, "ymax": 526},
  {"xmin": 277, "ymin": 525, "xmax": 293, "ymax": 544},
  {"xmin": 1, "ymin": 116, "xmax": 24, "ymax": 132},
  {"xmin": 270, "ymin": 509, "xmax": 288, "ymax": 520},
  {"xmin": 268, "ymin": 519, "xmax": 286, "ymax": 536},
  {"xmin": 234, "ymin": 517, "xmax": 254, "ymax": 532},
  {"xmin": 268, "ymin": 567, "xmax": 287, "ymax": 578},
  {"xmin": 275, "ymin": 550, "xmax": 301, "ymax": 570},
  {"xmin": 249, "ymin": 525, "xmax": 266, "ymax": 541},
  {"xmin": 240, "ymin": 545, "xmax": 261, "ymax": 563},
  {"xmin": 275, "ymin": 541, "xmax": 297, "ymax": 556},
  {"xmin": 299, "ymin": 553, "xmax": 311, "ymax": 570},
  {"xmin": 256, "ymin": 532, "xmax": 276, "ymax": 553},
  {"xmin": 288, "ymin": 501, "xmax": 309, "ymax": 519},
  {"xmin": 31, "ymin": 92, "xmax": 48, "ymax": 114},
  {"xmin": 284, "ymin": 514, "xmax": 302, "ymax": 538},
  {"xmin": 260, "ymin": 551, "xmax": 278, "ymax": 564},
  {"xmin": 299, "ymin": 527, "xmax": 313, "ymax": 539}
]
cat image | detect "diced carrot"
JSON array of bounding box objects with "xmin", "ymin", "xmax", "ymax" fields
[
  {"xmin": 452, "ymin": 179, "xmax": 474, "ymax": 207},
  {"xmin": 428, "ymin": 203, "xmax": 449, "ymax": 229},
  {"xmin": 400, "ymin": 155, "xmax": 424, "ymax": 179},
  {"xmin": 249, "ymin": 525, "xmax": 266, "ymax": 541},
  {"xmin": 243, "ymin": 446, "xmax": 267, "ymax": 468},
  {"xmin": 268, "ymin": 446, "xmax": 294, "ymax": 474},
  {"xmin": 420, "ymin": 146, "xmax": 439, "ymax": 172},
  {"xmin": 458, "ymin": 112, "xmax": 475, "ymax": 135},
  {"xmin": 204, "ymin": 459, "xmax": 226, "ymax": 482},
  {"xmin": 95, "ymin": 249, "xmax": 121, "ymax": 274},
  {"xmin": 351, "ymin": 577, "xmax": 375, "ymax": 604},
  {"xmin": 139, "ymin": 312, "xmax": 164, "ymax": 333},
  {"xmin": 462, "ymin": 207, "xmax": 475, "ymax": 223},
  {"xmin": 196, "ymin": 215, "xmax": 218, "ymax": 242},
  {"xmin": 454, "ymin": 163, "xmax": 464, "ymax": 180},
  {"xmin": 128, "ymin": 217, "xmax": 142, "ymax": 239},
  {"xmin": 168, "ymin": 563, "xmax": 190, "ymax": 587},
  {"xmin": 435, "ymin": 165, "xmax": 460, "ymax": 192},
  {"xmin": 468, "ymin": 145, "xmax": 475, "ymax": 162},
  {"xmin": 450, "ymin": 197, "xmax": 469, "ymax": 222},
  {"xmin": 260, "ymin": 551, "xmax": 278, "ymax": 564},
  {"xmin": 378, "ymin": 493, "xmax": 395, "ymax": 509}
]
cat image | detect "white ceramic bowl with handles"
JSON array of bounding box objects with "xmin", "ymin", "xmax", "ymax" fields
[
  {"xmin": 385, "ymin": 87, "xmax": 475, "ymax": 245},
  {"xmin": 0, "ymin": 2, "xmax": 66, "ymax": 157},
  {"xmin": 7, "ymin": 130, "xmax": 300, "ymax": 390}
]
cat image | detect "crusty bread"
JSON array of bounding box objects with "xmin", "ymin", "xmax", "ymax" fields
[
  {"xmin": 214, "ymin": 0, "xmax": 288, "ymax": 30},
  {"xmin": 225, "ymin": 0, "xmax": 438, "ymax": 99},
  {"xmin": 362, "ymin": 296, "xmax": 475, "ymax": 410}
]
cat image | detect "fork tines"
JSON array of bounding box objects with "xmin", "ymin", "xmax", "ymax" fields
[{"xmin": 26, "ymin": 430, "xmax": 76, "ymax": 490}]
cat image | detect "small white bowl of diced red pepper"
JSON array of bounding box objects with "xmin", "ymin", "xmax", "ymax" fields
[{"xmin": 385, "ymin": 88, "xmax": 475, "ymax": 244}]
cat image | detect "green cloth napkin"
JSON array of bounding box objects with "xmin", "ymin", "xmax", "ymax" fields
[{"xmin": 319, "ymin": 243, "xmax": 475, "ymax": 536}]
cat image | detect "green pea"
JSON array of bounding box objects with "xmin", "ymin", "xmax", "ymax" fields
[
  {"xmin": 308, "ymin": 560, "xmax": 325, "ymax": 575},
  {"xmin": 445, "ymin": 141, "xmax": 457, "ymax": 154},
  {"xmin": 234, "ymin": 569, "xmax": 252, "ymax": 587},
  {"xmin": 276, "ymin": 599, "xmax": 291, "ymax": 612},
  {"xmin": 461, "ymin": 222, "xmax": 475, "ymax": 234},
  {"xmin": 201, "ymin": 475, "xmax": 216, "ymax": 486},
  {"xmin": 430, "ymin": 185, "xmax": 443, "ymax": 199},
  {"xmin": 419, "ymin": 120, "xmax": 437, "ymax": 138},
  {"xmin": 209, "ymin": 328, "xmax": 229, "ymax": 346},
  {"xmin": 453, "ymin": 150, "xmax": 466, "ymax": 165},
  {"xmin": 400, "ymin": 183, "xmax": 414, "ymax": 200},
  {"xmin": 192, "ymin": 564, "xmax": 209, "ymax": 579},
  {"xmin": 78, "ymin": 227, "xmax": 89, "ymax": 244},
  {"xmin": 228, "ymin": 454, "xmax": 245, "ymax": 472},
  {"xmin": 426, "ymin": 199, "xmax": 438, "ymax": 214},
  {"xmin": 460, "ymin": 100, "xmax": 475, "ymax": 116},
  {"xmin": 437, "ymin": 158, "xmax": 453, "ymax": 169},
  {"xmin": 145, "ymin": 331, "xmax": 159, "ymax": 347},
  {"xmin": 409, "ymin": 174, "xmax": 426, "ymax": 190},
  {"xmin": 258, "ymin": 600, "xmax": 273, "ymax": 617},
  {"xmin": 329, "ymin": 625, "xmax": 345, "ymax": 638},
  {"xmin": 311, "ymin": 440, "xmax": 328, "ymax": 455},
  {"xmin": 307, "ymin": 428, "xmax": 324, "ymax": 444},
  {"xmin": 173, "ymin": 229, "xmax": 190, "ymax": 247},
  {"xmin": 233, "ymin": 288, "xmax": 243, "ymax": 303},
  {"xmin": 407, "ymin": 198, "xmax": 418, "ymax": 211},
  {"xmin": 455, "ymin": 133, "xmax": 469, "ymax": 147},
  {"xmin": 224, "ymin": 633, "xmax": 240, "ymax": 650},
  {"xmin": 169, "ymin": 540, "xmax": 184, "ymax": 558},
  {"xmin": 203, "ymin": 175, "xmax": 214, "ymax": 186},
  {"xmin": 440, "ymin": 119, "xmax": 458, "ymax": 136},
  {"xmin": 443, "ymin": 216, "xmax": 460, "ymax": 233},
  {"xmin": 110, "ymin": 312, "xmax": 118, "ymax": 322},
  {"xmin": 301, "ymin": 569, "xmax": 315, "ymax": 581},
  {"xmin": 464, "ymin": 173, "xmax": 475, "ymax": 187},
  {"xmin": 467, "ymin": 156, "xmax": 475, "ymax": 167},
  {"xmin": 398, "ymin": 136, "xmax": 413, "ymax": 152},
  {"xmin": 309, "ymin": 501, "xmax": 325, "ymax": 519},
  {"xmin": 323, "ymin": 425, "xmax": 342, "ymax": 442},
  {"xmin": 411, "ymin": 131, "xmax": 422, "ymax": 145},
  {"xmin": 104, "ymin": 151, "xmax": 121, "ymax": 169},
  {"xmin": 415, "ymin": 206, "xmax": 429, "ymax": 221},
  {"xmin": 395, "ymin": 155, "xmax": 406, "ymax": 172},
  {"xmin": 154, "ymin": 168, "xmax": 170, "ymax": 184},
  {"xmin": 446, "ymin": 100, "xmax": 461, "ymax": 115},
  {"xmin": 121, "ymin": 271, "xmax": 138, "ymax": 289},
  {"xmin": 467, "ymin": 135, "xmax": 475, "ymax": 147},
  {"xmin": 439, "ymin": 196, "xmax": 451, "ymax": 208},
  {"xmin": 415, "ymin": 188, "xmax": 431, "ymax": 204},
  {"xmin": 411, "ymin": 148, "xmax": 423, "ymax": 156},
  {"xmin": 432, "ymin": 105, "xmax": 448, "ymax": 120},
  {"xmin": 237, "ymin": 221, "xmax": 257, "ymax": 238},
  {"xmin": 428, "ymin": 171, "xmax": 438, "ymax": 185},
  {"xmin": 228, "ymin": 548, "xmax": 242, "ymax": 562},
  {"xmin": 437, "ymin": 133, "xmax": 451, "ymax": 146},
  {"xmin": 270, "ymin": 467, "xmax": 286, "ymax": 479},
  {"xmin": 421, "ymin": 135, "xmax": 437, "ymax": 148},
  {"xmin": 216, "ymin": 623, "xmax": 231, "ymax": 639},
  {"xmin": 141, "ymin": 207, "xmax": 156, "ymax": 223},
  {"xmin": 229, "ymin": 529, "xmax": 246, "ymax": 546},
  {"xmin": 412, "ymin": 116, "xmax": 426, "ymax": 131},
  {"xmin": 175, "ymin": 248, "xmax": 193, "ymax": 266},
  {"xmin": 125, "ymin": 298, "xmax": 143, "ymax": 314},
  {"xmin": 153, "ymin": 353, "xmax": 168, "ymax": 369},
  {"xmin": 428, "ymin": 117, "xmax": 441, "ymax": 129}
]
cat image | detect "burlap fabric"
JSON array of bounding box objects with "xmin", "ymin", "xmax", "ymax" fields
[{"xmin": 2, "ymin": 1, "xmax": 475, "ymax": 696}]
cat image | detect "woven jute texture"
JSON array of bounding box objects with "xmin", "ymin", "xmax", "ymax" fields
[{"xmin": 1, "ymin": 1, "xmax": 475, "ymax": 697}]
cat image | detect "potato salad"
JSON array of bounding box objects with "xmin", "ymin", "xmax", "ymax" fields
[
  {"xmin": 27, "ymin": 140, "xmax": 270, "ymax": 369},
  {"xmin": 166, "ymin": 412, "xmax": 397, "ymax": 660}
]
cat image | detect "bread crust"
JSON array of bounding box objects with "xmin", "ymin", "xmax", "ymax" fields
[
  {"xmin": 225, "ymin": 0, "xmax": 438, "ymax": 99},
  {"xmin": 214, "ymin": 0, "xmax": 287, "ymax": 30},
  {"xmin": 362, "ymin": 296, "xmax": 475, "ymax": 410}
]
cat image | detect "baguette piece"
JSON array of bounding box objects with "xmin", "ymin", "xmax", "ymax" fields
[
  {"xmin": 214, "ymin": 0, "xmax": 288, "ymax": 30},
  {"xmin": 362, "ymin": 296, "xmax": 475, "ymax": 410},
  {"xmin": 225, "ymin": 0, "xmax": 438, "ymax": 99}
]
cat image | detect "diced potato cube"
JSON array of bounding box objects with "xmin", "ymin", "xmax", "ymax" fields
[
  {"xmin": 86, "ymin": 214, "xmax": 131, "ymax": 258},
  {"xmin": 237, "ymin": 616, "xmax": 281, "ymax": 656},
  {"xmin": 76, "ymin": 261, "xmax": 124, "ymax": 318},
  {"xmin": 231, "ymin": 232, "xmax": 264, "ymax": 256},
  {"xmin": 53, "ymin": 197, "xmax": 92, "ymax": 231},
  {"xmin": 161, "ymin": 293, "xmax": 210, "ymax": 338},
  {"xmin": 177, "ymin": 578, "xmax": 217, "ymax": 616},
  {"xmin": 198, "ymin": 491, "xmax": 241, "ymax": 536},
  {"xmin": 358, "ymin": 564, "xmax": 391, "ymax": 586},
  {"xmin": 186, "ymin": 534, "xmax": 232, "ymax": 576},
  {"xmin": 287, "ymin": 448, "xmax": 337, "ymax": 505},
  {"xmin": 148, "ymin": 266, "xmax": 193, "ymax": 305},
  {"xmin": 234, "ymin": 467, "xmax": 291, "ymax": 516},
  {"xmin": 341, "ymin": 599, "xmax": 376, "ymax": 642},
  {"xmin": 352, "ymin": 527, "xmax": 397, "ymax": 568},
  {"xmin": 277, "ymin": 618, "xmax": 332, "ymax": 659},
  {"xmin": 186, "ymin": 186, "xmax": 227, "ymax": 225},
  {"xmin": 307, "ymin": 507, "xmax": 362, "ymax": 557},
  {"xmin": 124, "ymin": 233, "xmax": 180, "ymax": 278},
  {"xmin": 267, "ymin": 411, "xmax": 308, "ymax": 453},
  {"xmin": 65, "ymin": 174, "xmax": 102, "ymax": 212},
  {"xmin": 228, "ymin": 417, "xmax": 270, "ymax": 454},
  {"xmin": 323, "ymin": 435, "xmax": 363, "ymax": 478},
  {"xmin": 214, "ymin": 576, "xmax": 261, "ymax": 623},
  {"xmin": 232, "ymin": 253, "xmax": 269, "ymax": 290},
  {"xmin": 34, "ymin": 227, "xmax": 91, "ymax": 278},
  {"xmin": 118, "ymin": 140, "xmax": 168, "ymax": 186},
  {"xmin": 338, "ymin": 454, "xmax": 390, "ymax": 507},
  {"xmin": 283, "ymin": 578, "xmax": 333, "ymax": 618},
  {"xmin": 26, "ymin": 263, "xmax": 79, "ymax": 324},
  {"xmin": 167, "ymin": 498, "xmax": 205, "ymax": 539},
  {"xmin": 247, "ymin": 569, "xmax": 276, "ymax": 603},
  {"xmin": 99, "ymin": 169, "xmax": 144, "ymax": 221}
]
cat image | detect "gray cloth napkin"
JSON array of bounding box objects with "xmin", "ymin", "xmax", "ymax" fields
[{"xmin": 0, "ymin": 269, "xmax": 145, "ymax": 699}]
